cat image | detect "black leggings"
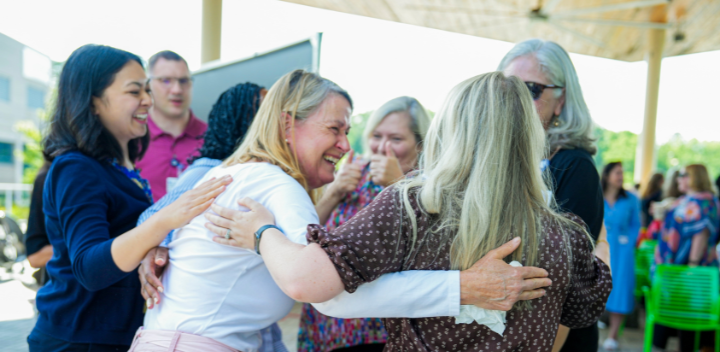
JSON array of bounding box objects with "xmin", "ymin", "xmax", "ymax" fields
[
  {"xmin": 559, "ymin": 325, "xmax": 598, "ymax": 352},
  {"xmin": 653, "ymin": 324, "xmax": 715, "ymax": 352},
  {"xmin": 332, "ymin": 344, "xmax": 386, "ymax": 352}
]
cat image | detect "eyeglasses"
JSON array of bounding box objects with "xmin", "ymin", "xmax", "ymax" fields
[
  {"xmin": 678, "ymin": 173, "xmax": 688, "ymax": 178},
  {"xmin": 525, "ymin": 82, "xmax": 563, "ymax": 100},
  {"xmin": 150, "ymin": 76, "xmax": 193, "ymax": 89}
]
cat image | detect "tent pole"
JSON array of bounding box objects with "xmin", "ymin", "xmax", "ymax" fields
[
  {"xmin": 201, "ymin": 0, "xmax": 222, "ymax": 64},
  {"xmin": 637, "ymin": 27, "xmax": 665, "ymax": 187}
]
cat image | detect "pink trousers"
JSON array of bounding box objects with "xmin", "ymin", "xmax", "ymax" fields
[{"xmin": 128, "ymin": 327, "xmax": 241, "ymax": 352}]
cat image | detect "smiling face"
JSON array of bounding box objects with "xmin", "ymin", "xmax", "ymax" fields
[
  {"xmin": 149, "ymin": 57, "xmax": 192, "ymax": 119},
  {"xmin": 92, "ymin": 60, "xmax": 151, "ymax": 148},
  {"xmin": 288, "ymin": 93, "xmax": 352, "ymax": 189},
  {"xmin": 502, "ymin": 55, "xmax": 565, "ymax": 129},
  {"xmin": 369, "ymin": 111, "xmax": 419, "ymax": 173}
]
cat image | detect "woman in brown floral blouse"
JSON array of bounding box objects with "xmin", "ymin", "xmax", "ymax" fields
[{"xmin": 219, "ymin": 72, "xmax": 612, "ymax": 352}]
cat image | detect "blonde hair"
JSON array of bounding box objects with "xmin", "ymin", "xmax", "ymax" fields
[
  {"xmin": 686, "ymin": 164, "xmax": 714, "ymax": 194},
  {"xmin": 362, "ymin": 96, "xmax": 431, "ymax": 158},
  {"xmin": 398, "ymin": 72, "xmax": 589, "ymax": 288},
  {"xmin": 223, "ymin": 70, "xmax": 351, "ymax": 201},
  {"xmin": 498, "ymin": 39, "xmax": 597, "ymax": 155}
]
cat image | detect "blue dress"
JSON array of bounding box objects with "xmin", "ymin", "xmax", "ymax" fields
[{"xmin": 604, "ymin": 192, "xmax": 641, "ymax": 314}]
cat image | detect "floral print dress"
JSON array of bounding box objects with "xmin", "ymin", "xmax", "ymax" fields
[
  {"xmin": 656, "ymin": 192, "xmax": 720, "ymax": 267},
  {"xmin": 298, "ymin": 162, "xmax": 388, "ymax": 351}
]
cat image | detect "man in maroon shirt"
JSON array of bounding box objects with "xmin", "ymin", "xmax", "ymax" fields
[{"xmin": 137, "ymin": 51, "xmax": 207, "ymax": 201}]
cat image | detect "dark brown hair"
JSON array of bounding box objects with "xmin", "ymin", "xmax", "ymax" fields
[
  {"xmin": 640, "ymin": 172, "xmax": 664, "ymax": 199},
  {"xmin": 601, "ymin": 162, "xmax": 627, "ymax": 199}
]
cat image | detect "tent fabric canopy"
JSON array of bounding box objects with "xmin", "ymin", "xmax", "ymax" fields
[{"xmin": 280, "ymin": 0, "xmax": 720, "ymax": 62}]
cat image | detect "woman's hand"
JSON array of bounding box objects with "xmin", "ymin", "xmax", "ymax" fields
[
  {"xmin": 139, "ymin": 246, "xmax": 168, "ymax": 309},
  {"xmin": 326, "ymin": 150, "xmax": 364, "ymax": 200},
  {"xmin": 370, "ymin": 141, "xmax": 404, "ymax": 187},
  {"xmin": 155, "ymin": 175, "xmax": 232, "ymax": 232},
  {"xmin": 459, "ymin": 237, "xmax": 552, "ymax": 311},
  {"xmin": 206, "ymin": 197, "xmax": 276, "ymax": 249}
]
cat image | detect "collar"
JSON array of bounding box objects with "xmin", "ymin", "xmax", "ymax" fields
[{"xmin": 148, "ymin": 110, "xmax": 206, "ymax": 140}]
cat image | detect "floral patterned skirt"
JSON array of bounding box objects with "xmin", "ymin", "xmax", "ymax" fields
[{"xmin": 297, "ymin": 303, "xmax": 387, "ymax": 352}]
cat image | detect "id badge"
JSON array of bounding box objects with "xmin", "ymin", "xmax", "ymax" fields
[{"xmin": 166, "ymin": 177, "xmax": 179, "ymax": 193}]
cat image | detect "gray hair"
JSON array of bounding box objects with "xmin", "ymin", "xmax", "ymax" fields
[
  {"xmin": 497, "ymin": 39, "xmax": 597, "ymax": 155},
  {"xmin": 362, "ymin": 96, "xmax": 431, "ymax": 157}
]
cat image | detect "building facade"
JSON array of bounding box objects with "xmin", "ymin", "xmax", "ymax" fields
[{"xmin": 0, "ymin": 32, "xmax": 50, "ymax": 183}]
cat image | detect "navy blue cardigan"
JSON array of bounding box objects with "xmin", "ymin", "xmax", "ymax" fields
[{"xmin": 34, "ymin": 151, "xmax": 151, "ymax": 345}]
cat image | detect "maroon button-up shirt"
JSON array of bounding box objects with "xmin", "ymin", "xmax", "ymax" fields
[{"xmin": 137, "ymin": 111, "xmax": 207, "ymax": 202}]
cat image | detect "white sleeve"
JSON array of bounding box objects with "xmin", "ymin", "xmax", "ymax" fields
[{"xmin": 312, "ymin": 270, "xmax": 460, "ymax": 318}]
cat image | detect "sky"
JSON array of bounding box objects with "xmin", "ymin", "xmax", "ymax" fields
[{"xmin": 1, "ymin": 0, "xmax": 718, "ymax": 143}]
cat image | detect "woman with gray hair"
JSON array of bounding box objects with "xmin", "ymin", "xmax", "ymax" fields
[
  {"xmin": 498, "ymin": 39, "xmax": 606, "ymax": 352},
  {"xmin": 303, "ymin": 96, "xmax": 430, "ymax": 352}
]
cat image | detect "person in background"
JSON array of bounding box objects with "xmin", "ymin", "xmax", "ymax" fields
[
  {"xmin": 641, "ymin": 169, "xmax": 685, "ymax": 244},
  {"xmin": 24, "ymin": 162, "xmax": 52, "ymax": 285},
  {"xmin": 600, "ymin": 161, "xmax": 641, "ymax": 351},
  {"xmin": 302, "ymin": 96, "xmax": 431, "ymax": 352},
  {"xmin": 497, "ymin": 38, "xmax": 608, "ymax": 352},
  {"xmin": 28, "ymin": 44, "xmax": 229, "ymax": 352},
  {"xmin": 640, "ymin": 172, "xmax": 664, "ymax": 227},
  {"xmin": 715, "ymin": 175, "xmax": 720, "ymax": 201},
  {"xmin": 136, "ymin": 82, "xmax": 290, "ymax": 352},
  {"xmin": 136, "ymin": 50, "xmax": 207, "ymax": 201},
  {"xmin": 652, "ymin": 164, "xmax": 719, "ymax": 352}
]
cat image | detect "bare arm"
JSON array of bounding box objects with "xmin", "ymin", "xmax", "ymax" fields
[
  {"xmin": 27, "ymin": 244, "xmax": 53, "ymax": 268},
  {"xmin": 689, "ymin": 229, "xmax": 710, "ymax": 266},
  {"xmin": 111, "ymin": 176, "xmax": 230, "ymax": 272},
  {"xmin": 259, "ymin": 228, "xmax": 345, "ymax": 302}
]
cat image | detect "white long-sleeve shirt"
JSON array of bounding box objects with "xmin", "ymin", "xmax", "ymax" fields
[{"xmin": 143, "ymin": 162, "xmax": 460, "ymax": 351}]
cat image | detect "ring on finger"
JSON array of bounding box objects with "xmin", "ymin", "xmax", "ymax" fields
[{"xmin": 225, "ymin": 229, "xmax": 231, "ymax": 240}]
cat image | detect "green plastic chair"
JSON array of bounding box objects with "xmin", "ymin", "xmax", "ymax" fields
[
  {"xmin": 643, "ymin": 264, "xmax": 720, "ymax": 352},
  {"xmin": 635, "ymin": 240, "xmax": 658, "ymax": 298}
]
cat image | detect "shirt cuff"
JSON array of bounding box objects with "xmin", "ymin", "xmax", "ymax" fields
[{"xmin": 447, "ymin": 270, "xmax": 461, "ymax": 317}]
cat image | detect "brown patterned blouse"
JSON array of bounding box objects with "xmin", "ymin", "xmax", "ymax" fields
[{"xmin": 307, "ymin": 186, "xmax": 612, "ymax": 352}]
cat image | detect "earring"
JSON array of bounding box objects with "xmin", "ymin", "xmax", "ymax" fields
[
  {"xmin": 553, "ymin": 116, "xmax": 561, "ymax": 127},
  {"xmin": 285, "ymin": 138, "xmax": 289, "ymax": 143}
]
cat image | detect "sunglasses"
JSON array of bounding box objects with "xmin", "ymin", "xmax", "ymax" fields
[
  {"xmin": 678, "ymin": 173, "xmax": 688, "ymax": 178},
  {"xmin": 525, "ymin": 82, "xmax": 563, "ymax": 100}
]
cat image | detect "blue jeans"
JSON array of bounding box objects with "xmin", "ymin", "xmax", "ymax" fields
[{"xmin": 28, "ymin": 329, "xmax": 129, "ymax": 352}]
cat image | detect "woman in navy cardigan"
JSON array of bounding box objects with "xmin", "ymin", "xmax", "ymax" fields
[{"xmin": 28, "ymin": 45, "xmax": 231, "ymax": 352}]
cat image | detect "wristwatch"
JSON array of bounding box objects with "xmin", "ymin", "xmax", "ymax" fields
[{"xmin": 254, "ymin": 225, "xmax": 282, "ymax": 255}]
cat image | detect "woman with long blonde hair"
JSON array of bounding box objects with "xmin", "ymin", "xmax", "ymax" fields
[{"xmin": 223, "ymin": 71, "xmax": 612, "ymax": 351}]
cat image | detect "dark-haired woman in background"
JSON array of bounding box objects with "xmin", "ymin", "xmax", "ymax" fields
[
  {"xmin": 135, "ymin": 82, "xmax": 289, "ymax": 352},
  {"xmin": 601, "ymin": 162, "xmax": 641, "ymax": 351},
  {"xmin": 28, "ymin": 44, "xmax": 230, "ymax": 352},
  {"xmin": 640, "ymin": 172, "xmax": 664, "ymax": 228}
]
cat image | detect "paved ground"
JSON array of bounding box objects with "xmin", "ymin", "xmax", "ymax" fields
[{"xmin": 0, "ymin": 263, "xmax": 676, "ymax": 352}]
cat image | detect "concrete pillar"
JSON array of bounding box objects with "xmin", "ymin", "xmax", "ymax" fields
[
  {"xmin": 201, "ymin": 0, "xmax": 222, "ymax": 64},
  {"xmin": 637, "ymin": 29, "xmax": 665, "ymax": 187},
  {"xmin": 636, "ymin": 6, "xmax": 666, "ymax": 188}
]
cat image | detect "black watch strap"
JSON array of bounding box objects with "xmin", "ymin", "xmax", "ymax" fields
[{"xmin": 255, "ymin": 225, "xmax": 281, "ymax": 255}]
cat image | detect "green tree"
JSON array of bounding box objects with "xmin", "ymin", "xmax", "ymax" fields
[{"xmin": 594, "ymin": 127, "xmax": 638, "ymax": 186}]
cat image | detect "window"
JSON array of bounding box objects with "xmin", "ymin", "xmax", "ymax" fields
[
  {"xmin": 27, "ymin": 86, "xmax": 45, "ymax": 109},
  {"xmin": 0, "ymin": 142, "xmax": 13, "ymax": 164},
  {"xmin": 0, "ymin": 76, "xmax": 9, "ymax": 102}
]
